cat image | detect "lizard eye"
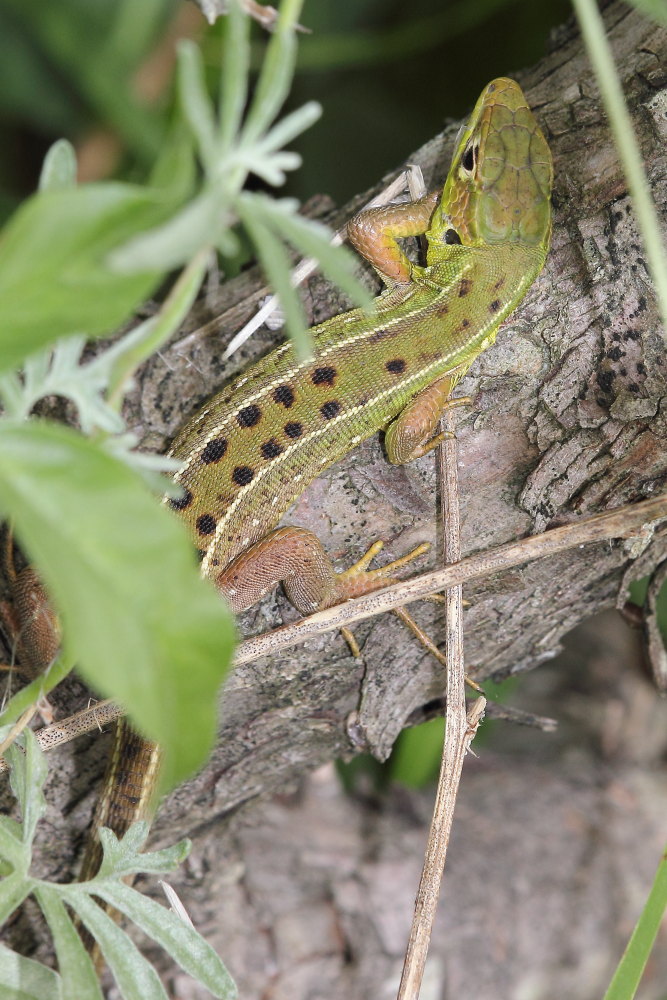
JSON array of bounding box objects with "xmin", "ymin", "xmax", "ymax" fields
[
  {"xmin": 461, "ymin": 142, "xmax": 478, "ymax": 173},
  {"xmin": 444, "ymin": 228, "xmax": 462, "ymax": 245}
]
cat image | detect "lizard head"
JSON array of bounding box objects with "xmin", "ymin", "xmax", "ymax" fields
[{"xmin": 428, "ymin": 77, "xmax": 553, "ymax": 251}]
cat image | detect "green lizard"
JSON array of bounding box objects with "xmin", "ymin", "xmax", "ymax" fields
[
  {"xmin": 82, "ymin": 76, "xmax": 552, "ymax": 894},
  {"xmin": 168, "ymin": 76, "xmax": 552, "ymax": 615}
]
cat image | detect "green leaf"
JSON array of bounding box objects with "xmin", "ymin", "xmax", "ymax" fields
[
  {"xmin": 0, "ymin": 422, "xmax": 236, "ymax": 791},
  {"xmin": 177, "ymin": 40, "xmax": 218, "ymax": 176},
  {"xmin": 34, "ymin": 887, "xmax": 103, "ymax": 1000},
  {"xmin": 0, "ymin": 943, "xmax": 62, "ymax": 1000},
  {"xmin": 625, "ymin": 0, "xmax": 667, "ymax": 26},
  {"xmin": 69, "ymin": 894, "xmax": 169, "ymax": 1000},
  {"xmin": 38, "ymin": 139, "xmax": 77, "ymax": 192},
  {"xmin": 149, "ymin": 120, "xmax": 196, "ymax": 202},
  {"xmin": 0, "ymin": 870, "xmax": 33, "ymax": 925},
  {"xmin": 103, "ymin": 0, "xmax": 175, "ymax": 70},
  {"xmin": 571, "ymin": 0, "xmax": 667, "ymax": 342},
  {"xmin": 107, "ymin": 249, "xmax": 210, "ymax": 403},
  {"xmin": 218, "ymin": 0, "xmax": 251, "ymax": 151},
  {"xmin": 7, "ymin": 730, "xmax": 48, "ymax": 852},
  {"xmin": 95, "ymin": 882, "xmax": 237, "ymax": 998},
  {"xmin": 0, "ymin": 819, "xmax": 25, "ymax": 872},
  {"xmin": 0, "ymin": 184, "xmax": 175, "ymax": 373},
  {"xmin": 93, "ymin": 823, "xmax": 190, "ymax": 879},
  {"xmin": 237, "ymin": 199, "xmax": 311, "ymax": 358},
  {"xmin": 389, "ymin": 717, "xmax": 445, "ymax": 788},
  {"xmin": 256, "ymin": 195, "xmax": 372, "ymax": 310},
  {"xmin": 604, "ymin": 843, "xmax": 667, "ymax": 999},
  {"xmin": 242, "ymin": 0, "xmax": 304, "ymax": 142},
  {"xmin": 109, "ymin": 189, "xmax": 222, "ymax": 273},
  {"xmin": 260, "ymin": 101, "xmax": 322, "ymax": 154},
  {"xmin": 236, "ymin": 192, "xmax": 372, "ymax": 357}
]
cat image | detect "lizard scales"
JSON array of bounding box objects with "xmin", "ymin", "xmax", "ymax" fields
[
  {"xmin": 168, "ymin": 77, "xmax": 552, "ymax": 612},
  {"xmin": 81, "ymin": 77, "xmax": 552, "ymax": 900}
]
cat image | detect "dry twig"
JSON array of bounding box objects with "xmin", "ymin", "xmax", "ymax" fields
[
  {"xmin": 397, "ymin": 398, "xmax": 485, "ymax": 999},
  {"xmin": 3, "ymin": 493, "xmax": 665, "ymax": 770},
  {"xmin": 234, "ymin": 494, "xmax": 667, "ymax": 665}
]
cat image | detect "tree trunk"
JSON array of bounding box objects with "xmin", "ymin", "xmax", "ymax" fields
[{"xmin": 6, "ymin": 2, "xmax": 667, "ymax": 997}]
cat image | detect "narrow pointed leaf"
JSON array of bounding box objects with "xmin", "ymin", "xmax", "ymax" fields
[
  {"xmin": 38, "ymin": 139, "xmax": 77, "ymax": 192},
  {"xmin": 34, "ymin": 887, "xmax": 103, "ymax": 1000},
  {"xmin": 177, "ymin": 41, "xmax": 218, "ymax": 175},
  {"xmin": 256, "ymin": 195, "xmax": 372, "ymax": 311},
  {"xmin": 0, "ymin": 871, "xmax": 33, "ymax": 924},
  {"xmin": 237, "ymin": 200, "xmax": 311, "ymax": 358},
  {"xmin": 95, "ymin": 882, "xmax": 237, "ymax": 998},
  {"xmin": 218, "ymin": 0, "xmax": 250, "ymax": 151},
  {"xmin": 242, "ymin": 0, "xmax": 304, "ymax": 141},
  {"xmin": 7, "ymin": 730, "xmax": 48, "ymax": 850},
  {"xmin": 0, "ymin": 944, "xmax": 62, "ymax": 1000},
  {"xmin": 71, "ymin": 895, "xmax": 169, "ymax": 1000}
]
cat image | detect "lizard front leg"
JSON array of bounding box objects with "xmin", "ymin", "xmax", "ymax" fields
[
  {"xmin": 347, "ymin": 189, "xmax": 440, "ymax": 283},
  {"xmin": 384, "ymin": 371, "xmax": 470, "ymax": 465}
]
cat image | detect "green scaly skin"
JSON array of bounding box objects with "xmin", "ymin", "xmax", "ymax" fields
[
  {"xmin": 168, "ymin": 76, "xmax": 553, "ymax": 610},
  {"xmin": 82, "ymin": 80, "xmax": 553, "ymax": 912}
]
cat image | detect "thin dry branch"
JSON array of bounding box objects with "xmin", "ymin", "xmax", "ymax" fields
[
  {"xmin": 2, "ymin": 493, "xmax": 664, "ymax": 770},
  {"xmin": 397, "ymin": 400, "xmax": 486, "ymax": 999},
  {"xmin": 234, "ymin": 494, "xmax": 667, "ymax": 665}
]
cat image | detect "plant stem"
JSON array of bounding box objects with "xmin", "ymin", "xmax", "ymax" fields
[{"xmin": 571, "ymin": 0, "xmax": 667, "ymax": 338}]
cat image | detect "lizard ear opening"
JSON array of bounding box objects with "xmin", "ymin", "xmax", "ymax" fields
[
  {"xmin": 461, "ymin": 142, "xmax": 478, "ymax": 174},
  {"xmin": 444, "ymin": 228, "xmax": 462, "ymax": 245}
]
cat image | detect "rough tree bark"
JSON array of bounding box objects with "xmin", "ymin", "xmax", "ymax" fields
[{"xmin": 4, "ymin": 2, "xmax": 667, "ymax": 998}]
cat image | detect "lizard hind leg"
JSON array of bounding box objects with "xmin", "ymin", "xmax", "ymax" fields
[
  {"xmin": 213, "ymin": 529, "xmax": 432, "ymax": 616},
  {"xmin": 215, "ymin": 528, "xmax": 478, "ymax": 684}
]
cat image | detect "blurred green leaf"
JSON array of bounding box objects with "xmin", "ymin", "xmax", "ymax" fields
[
  {"xmin": 254, "ymin": 194, "xmax": 372, "ymax": 308},
  {"xmin": 149, "ymin": 120, "xmax": 197, "ymax": 200},
  {"xmin": 604, "ymin": 843, "xmax": 667, "ymax": 999},
  {"xmin": 0, "ymin": 184, "xmax": 177, "ymax": 373},
  {"xmin": 109, "ymin": 188, "xmax": 222, "ymax": 272},
  {"xmin": 628, "ymin": 577, "xmax": 650, "ymax": 606},
  {"xmin": 572, "ymin": 0, "xmax": 667, "ymax": 342},
  {"xmin": 237, "ymin": 196, "xmax": 311, "ymax": 357},
  {"xmin": 177, "ymin": 40, "xmax": 219, "ymax": 176},
  {"xmin": 625, "ymin": 0, "xmax": 667, "ymax": 27},
  {"xmin": 1, "ymin": 0, "xmax": 170, "ymax": 159},
  {"xmin": 0, "ymin": 422, "xmax": 236, "ymax": 791},
  {"xmin": 103, "ymin": 0, "xmax": 179, "ymax": 69},
  {"xmin": 390, "ymin": 717, "xmax": 445, "ymax": 788},
  {"xmin": 38, "ymin": 139, "xmax": 77, "ymax": 192},
  {"xmin": 242, "ymin": 0, "xmax": 304, "ymax": 142},
  {"xmin": 107, "ymin": 248, "xmax": 210, "ymax": 403},
  {"xmin": 292, "ymin": 0, "xmax": 522, "ymax": 70},
  {"xmin": 218, "ymin": 0, "xmax": 251, "ymax": 151}
]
